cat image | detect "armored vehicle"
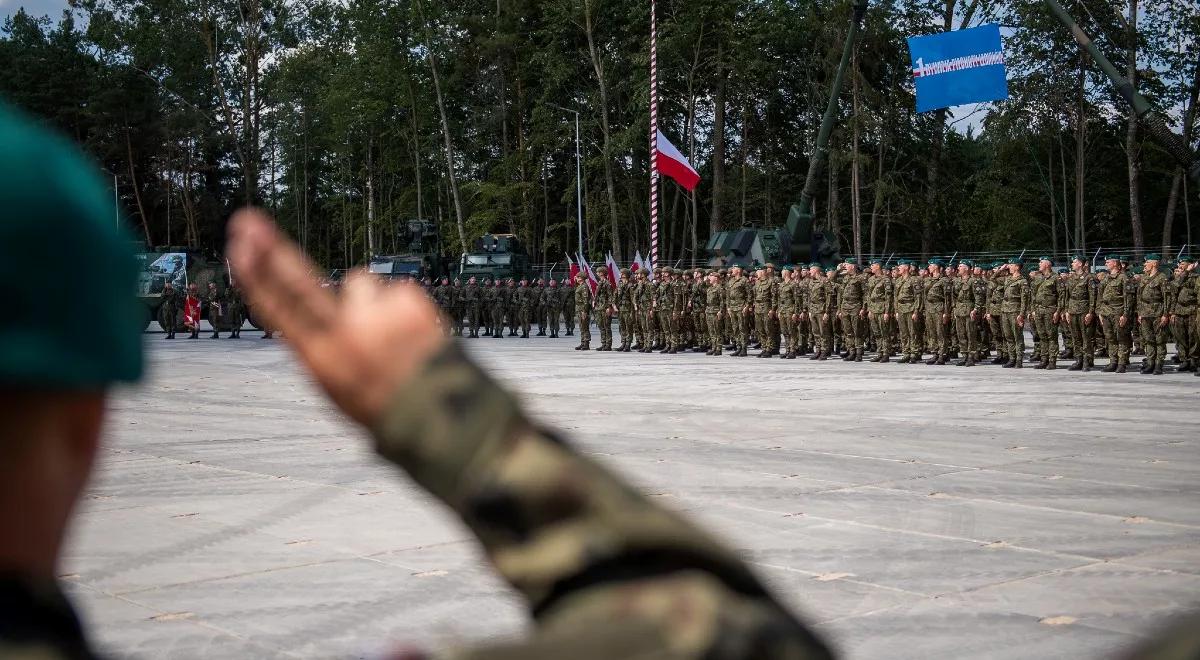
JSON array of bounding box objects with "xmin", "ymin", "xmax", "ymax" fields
[{"xmin": 458, "ymin": 233, "xmax": 534, "ymax": 283}]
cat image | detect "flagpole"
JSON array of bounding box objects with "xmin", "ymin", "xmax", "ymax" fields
[{"xmin": 649, "ymin": 0, "xmax": 659, "ymax": 273}]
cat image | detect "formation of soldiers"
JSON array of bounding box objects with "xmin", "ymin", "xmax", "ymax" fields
[
  {"xmin": 431, "ymin": 253, "xmax": 1199, "ymax": 377},
  {"xmin": 157, "ymin": 280, "xmax": 265, "ymax": 339}
]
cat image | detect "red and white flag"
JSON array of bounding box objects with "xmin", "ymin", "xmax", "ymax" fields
[
  {"xmin": 578, "ymin": 252, "xmax": 598, "ymax": 296},
  {"xmin": 604, "ymin": 252, "xmax": 620, "ymax": 287},
  {"xmin": 631, "ymin": 251, "xmax": 643, "ymax": 275},
  {"xmin": 656, "ymin": 129, "xmax": 700, "ymax": 192},
  {"xmin": 183, "ymin": 295, "xmax": 202, "ymax": 330},
  {"xmin": 566, "ymin": 253, "xmax": 579, "ymax": 283}
]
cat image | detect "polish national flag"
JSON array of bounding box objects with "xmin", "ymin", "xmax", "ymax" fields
[
  {"xmin": 631, "ymin": 250, "xmax": 643, "ymax": 275},
  {"xmin": 604, "ymin": 252, "xmax": 620, "ymax": 287},
  {"xmin": 567, "ymin": 253, "xmax": 579, "ymax": 283},
  {"xmin": 656, "ymin": 129, "xmax": 700, "ymax": 192},
  {"xmin": 578, "ymin": 252, "xmax": 598, "ymax": 296}
]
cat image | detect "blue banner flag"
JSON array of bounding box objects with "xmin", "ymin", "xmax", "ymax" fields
[{"xmin": 908, "ymin": 23, "xmax": 1008, "ymax": 113}]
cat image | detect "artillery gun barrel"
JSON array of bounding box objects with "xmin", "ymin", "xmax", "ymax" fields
[
  {"xmin": 797, "ymin": 1, "xmax": 869, "ymax": 218},
  {"xmin": 1044, "ymin": 0, "xmax": 1198, "ymax": 183}
]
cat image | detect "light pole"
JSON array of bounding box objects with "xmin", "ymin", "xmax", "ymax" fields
[{"xmin": 547, "ymin": 103, "xmax": 584, "ymax": 257}]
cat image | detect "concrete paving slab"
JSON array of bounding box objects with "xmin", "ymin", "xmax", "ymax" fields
[{"xmin": 67, "ymin": 333, "xmax": 1200, "ymax": 659}]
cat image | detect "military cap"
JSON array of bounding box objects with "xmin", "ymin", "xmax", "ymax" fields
[
  {"xmin": 1038, "ymin": 255, "xmax": 1053, "ymax": 262},
  {"xmin": 1144, "ymin": 253, "xmax": 1161, "ymax": 262},
  {"xmin": 620, "ymin": 267, "xmax": 630, "ymax": 274},
  {"xmin": 0, "ymin": 102, "xmax": 144, "ymax": 388},
  {"xmin": 1005, "ymin": 256, "xmax": 1022, "ymax": 265},
  {"xmin": 755, "ymin": 265, "xmax": 765, "ymax": 271},
  {"xmin": 780, "ymin": 265, "xmax": 793, "ymax": 272},
  {"xmin": 843, "ymin": 257, "xmax": 857, "ymax": 265},
  {"xmin": 1104, "ymin": 254, "xmax": 1121, "ymax": 262},
  {"xmin": 1180, "ymin": 255, "xmax": 1194, "ymax": 263},
  {"xmin": 824, "ymin": 265, "xmax": 837, "ymax": 273},
  {"xmin": 1070, "ymin": 255, "xmax": 1085, "ymax": 263},
  {"xmin": 868, "ymin": 258, "xmax": 883, "ymax": 265},
  {"xmin": 927, "ymin": 258, "xmax": 944, "ymax": 267},
  {"xmin": 959, "ymin": 259, "xmax": 973, "ymax": 267}
]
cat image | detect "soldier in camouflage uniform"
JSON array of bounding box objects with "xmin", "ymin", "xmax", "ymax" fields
[
  {"xmin": 803, "ymin": 264, "xmax": 831, "ymax": 360},
  {"xmin": 922, "ymin": 260, "xmax": 951, "ymax": 365},
  {"xmin": 653, "ymin": 267, "xmax": 674, "ymax": 353},
  {"xmin": 690, "ymin": 269, "xmax": 707, "ymax": 352},
  {"xmin": 704, "ymin": 270, "xmax": 728, "ymax": 355},
  {"xmin": 160, "ymin": 281, "xmax": 180, "ymax": 339},
  {"xmin": 1135, "ymin": 254, "xmax": 1172, "ymax": 375},
  {"xmin": 985, "ymin": 266, "xmax": 1008, "ymax": 364},
  {"xmin": 616, "ymin": 268, "xmax": 635, "ymax": 351},
  {"xmin": 463, "ymin": 276, "xmax": 482, "ymax": 337},
  {"xmin": 794, "ymin": 268, "xmax": 811, "ymax": 354},
  {"xmin": 433, "ymin": 277, "xmax": 453, "ymax": 333},
  {"xmin": 205, "ymin": 281, "xmax": 225, "ymax": 339},
  {"xmin": 562, "ymin": 277, "xmax": 576, "ymax": 336},
  {"xmin": 1029, "ymin": 258, "xmax": 1063, "ymax": 369},
  {"xmin": 533, "ymin": 279, "xmax": 547, "ymax": 336},
  {"xmin": 751, "ymin": 267, "xmax": 776, "ymax": 357},
  {"xmin": 506, "ymin": 278, "xmax": 521, "ymax": 336},
  {"xmin": 837, "ymin": 260, "xmax": 866, "ymax": 361},
  {"xmin": 725, "ymin": 265, "xmax": 752, "ymax": 357},
  {"xmin": 491, "ymin": 279, "xmax": 509, "ymax": 339},
  {"xmin": 633, "ymin": 269, "xmax": 652, "ymax": 351},
  {"xmin": 450, "ymin": 278, "xmax": 465, "ymax": 336},
  {"xmin": 865, "ymin": 259, "xmax": 894, "ymax": 362},
  {"xmin": 951, "ymin": 261, "xmax": 985, "ymax": 366},
  {"xmin": 1097, "ymin": 256, "xmax": 1134, "ymax": 372},
  {"xmin": 226, "ymin": 283, "xmax": 245, "ymax": 338},
  {"xmin": 573, "ymin": 272, "xmax": 592, "ymax": 350},
  {"xmin": 1063, "ymin": 256, "xmax": 1097, "ymax": 371},
  {"xmin": 1000, "ymin": 260, "xmax": 1030, "ymax": 368},
  {"xmin": 776, "ymin": 266, "xmax": 799, "ymax": 359},
  {"xmin": 544, "ymin": 279, "xmax": 562, "ymax": 338},
  {"xmin": 594, "ymin": 264, "xmax": 617, "ymax": 351},
  {"xmin": 892, "ymin": 260, "xmax": 922, "ymax": 363},
  {"xmin": 1170, "ymin": 256, "xmax": 1196, "ymax": 371},
  {"xmin": 516, "ymin": 278, "xmax": 533, "ymax": 338}
]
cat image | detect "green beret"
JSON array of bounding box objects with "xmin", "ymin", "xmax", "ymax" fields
[
  {"xmin": 927, "ymin": 259, "xmax": 943, "ymax": 267},
  {"xmin": 959, "ymin": 259, "xmax": 973, "ymax": 267},
  {"xmin": 0, "ymin": 103, "xmax": 144, "ymax": 388},
  {"xmin": 1180, "ymin": 255, "xmax": 1194, "ymax": 263},
  {"xmin": 1132, "ymin": 266, "xmax": 1144, "ymax": 275},
  {"xmin": 1144, "ymin": 253, "xmax": 1161, "ymax": 262},
  {"xmin": 755, "ymin": 265, "xmax": 765, "ymax": 271},
  {"xmin": 868, "ymin": 258, "xmax": 882, "ymax": 265},
  {"xmin": 1070, "ymin": 255, "xmax": 1085, "ymax": 263},
  {"xmin": 1038, "ymin": 255, "xmax": 1053, "ymax": 262},
  {"xmin": 780, "ymin": 265, "xmax": 793, "ymax": 272},
  {"xmin": 824, "ymin": 266, "xmax": 837, "ymax": 273},
  {"xmin": 1006, "ymin": 256, "xmax": 1021, "ymax": 265},
  {"xmin": 1104, "ymin": 254, "xmax": 1120, "ymax": 262},
  {"xmin": 843, "ymin": 257, "xmax": 856, "ymax": 265}
]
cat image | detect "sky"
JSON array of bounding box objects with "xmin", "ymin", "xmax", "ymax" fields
[{"xmin": 1, "ymin": 0, "xmax": 68, "ymax": 22}]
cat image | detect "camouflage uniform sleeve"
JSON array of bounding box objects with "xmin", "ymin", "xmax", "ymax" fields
[{"xmin": 372, "ymin": 345, "xmax": 831, "ymax": 660}]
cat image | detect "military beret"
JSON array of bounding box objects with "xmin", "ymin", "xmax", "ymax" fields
[
  {"xmin": 959, "ymin": 259, "xmax": 973, "ymax": 267},
  {"xmin": 1104, "ymin": 254, "xmax": 1120, "ymax": 262},
  {"xmin": 868, "ymin": 258, "xmax": 883, "ymax": 265},
  {"xmin": 1006, "ymin": 256, "xmax": 1022, "ymax": 265},
  {"xmin": 1038, "ymin": 255, "xmax": 1053, "ymax": 262},
  {"xmin": 1132, "ymin": 266, "xmax": 1144, "ymax": 274},
  {"xmin": 780, "ymin": 265, "xmax": 793, "ymax": 272},
  {"xmin": 824, "ymin": 266, "xmax": 837, "ymax": 273},
  {"xmin": 927, "ymin": 258, "xmax": 943, "ymax": 267},
  {"xmin": 1144, "ymin": 253, "xmax": 1161, "ymax": 262},
  {"xmin": 843, "ymin": 257, "xmax": 857, "ymax": 265},
  {"xmin": 755, "ymin": 265, "xmax": 765, "ymax": 271},
  {"xmin": 619, "ymin": 267, "xmax": 630, "ymax": 274},
  {"xmin": 1180, "ymin": 255, "xmax": 1194, "ymax": 263},
  {"xmin": 1070, "ymin": 255, "xmax": 1085, "ymax": 263},
  {"xmin": 765, "ymin": 262, "xmax": 776, "ymax": 269},
  {"xmin": 0, "ymin": 102, "xmax": 144, "ymax": 389}
]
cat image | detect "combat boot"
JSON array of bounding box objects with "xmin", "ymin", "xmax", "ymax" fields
[
  {"xmin": 705, "ymin": 349, "xmax": 714, "ymax": 356},
  {"xmin": 1102, "ymin": 360, "xmax": 1117, "ymax": 373},
  {"xmin": 1068, "ymin": 359, "xmax": 1083, "ymax": 371},
  {"xmin": 566, "ymin": 329, "xmax": 573, "ymax": 336},
  {"xmin": 925, "ymin": 356, "xmax": 938, "ymax": 365},
  {"xmin": 786, "ymin": 351, "xmax": 796, "ymax": 360},
  {"xmin": 668, "ymin": 347, "xmax": 677, "ymax": 354},
  {"xmin": 1046, "ymin": 360, "xmax": 1057, "ymax": 370},
  {"xmin": 521, "ymin": 331, "xmax": 529, "ymax": 338},
  {"xmin": 1002, "ymin": 359, "xmax": 1015, "ymax": 368},
  {"xmin": 965, "ymin": 355, "xmax": 975, "ymax": 367},
  {"xmin": 210, "ymin": 331, "xmax": 220, "ymax": 339},
  {"xmin": 991, "ymin": 355, "xmax": 1007, "ymax": 365},
  {"xmin": 880, "ymin": 353, "xmax": 890, "ymax": 363},
  {"xmin": 818, "ymin": 351, "xmax": 829, "ymax": 361},
  {"xmin": 1033, "ymin": 359, "xmax": 1047, "ymax": 369},
  {"xmin": 1139, "ymin": 360, "xmax": 1152, "ymax": 374},
  {"xmin": 955, "ymin": 356, "xmax": 968, "ymax": 366},
  {"xmin": 896, "ymin": 355, "xmax": 909, "ymax": 364},
  {"xmin": 1153, "ymin": 361, "xmax": 1164, "ymax": 375},
  {"xmin": 631, "ymin": 343, "xmax": 643, "ymax": 351},
  {"xmin": 808, "ymin": 350, "xmax": 821, "ymax": 360},
  {"xmin": 713, "ymin": 348, "xmax": 722, "ymax": 356},
  {"xmin": 537, "ymin": 329, "xmax": 546, "ymax": 336},
  {"xmin": 1179, "ymin": 361, "xmax": 1195, "ymax": 372},
  {"xmin": 1116, "ymin": 361, "xmax": 1127, "ymax": 373},
  {"xmin": 1083, "ymin": 358, "xmax": 1093, "ymax": 372},
  {"xmin": 854, "ymin": 349, "xmax": 863, "ymax": 362},
  {"xmin": 1059, "ymin": 348, "xmax": 1073, "ymax": 360},
  {"xmin": 870, "ymin": 352, "xmax": 882, "ymax": 362}
]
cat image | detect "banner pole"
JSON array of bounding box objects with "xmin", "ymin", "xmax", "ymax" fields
[{"xmin": 649, "ymin": 0, "xmax": 659, "ymax": 273}]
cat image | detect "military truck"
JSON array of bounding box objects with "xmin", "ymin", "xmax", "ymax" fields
[
  {"xmin": 458, "ymin": 233, "xmax": 535, "ymax": 283},
  {"xmin": 369, "ymin": 220, "xmax": 450, "ymax": 282},
  {"xmin": 135, "ymin": 247, "xmax": 257, "ymax": 332}
]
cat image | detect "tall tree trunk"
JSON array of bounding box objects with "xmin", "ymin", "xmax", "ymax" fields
[
  {"xmin": 124, "ymin": 125, "xmax": 151, "ymax": 244},
  {"xmin": 869, "ymin": 125, "xmax": 885, "ymax": 256},
  {"xmin": 418, "ymin": 0, "xmax": 468, "ymax": 254},
  {"xmin": 686, "ymin": 25, "xmax": 703, "ymax": 257},
  {"xmin": 1075, "ymin": 50, "xmax": 1087, "ymax": 251},
  {"xmin": 1162, "ymin": 56, "xmax": 1200, "ymax": 253},
  {"xmin": 850, "ymin": 51, "xmax": 861, "ymax": 261},
  {"xmin": 366, "ymin": 134, "xmax": 376, "ymax": 258},
  {"xmin": 582, "ymin": 0, "xmax": 621, "ymax": 259},
  {"xmin": 405, "ymin": 75, "xmax": 424, "ymax": 222},
  {"xmin": 1125, "ymin": 0, "xmax": 1144, "ymax": 255},
  {"xmin": 739, "ymin": 105, "xmax": 750, "ymax": 226},
  {"xmin": 710, "ymin": 39, "xmax": 727, "ymax": 234},
  {"xmin": 1048, "ymin": 145, "xmax": 1058, "ymax": 254}
]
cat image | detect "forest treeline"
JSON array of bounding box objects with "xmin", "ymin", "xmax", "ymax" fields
[{"xmin": 2, "ymin": 0, "xmax": 1197, "ymax": 267}]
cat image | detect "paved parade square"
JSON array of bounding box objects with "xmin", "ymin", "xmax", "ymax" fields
[{"xmin": 70, "ymin": 331, "xmax": 1200, "ymax": 659}]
